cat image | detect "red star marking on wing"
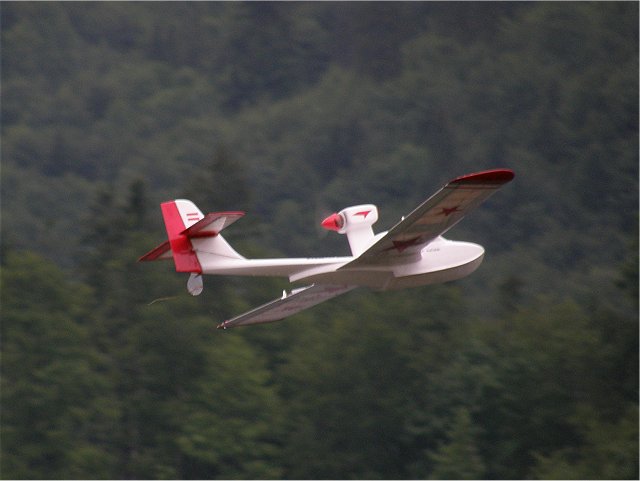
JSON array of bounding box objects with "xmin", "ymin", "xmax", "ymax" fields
[
  {"xmin": 440, "ymin": 206, "xmax": 461, "ymax": 216},
  {"xmin": 383, "ymin": 236, "xmax": 423, "ymax": 253}
]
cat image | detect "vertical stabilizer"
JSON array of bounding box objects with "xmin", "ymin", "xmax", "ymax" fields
[{"xmin": 161, "ymin": 200, "xmax": 203, "ymax": 273}]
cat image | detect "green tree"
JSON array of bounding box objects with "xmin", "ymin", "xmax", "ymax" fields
[
  {"xmin": 1, "ymin": 251, "xmax": 117, "ymax": 478},
  {"xmin": 279, "ymin": 286, "xmax": 466, "ymax": 479},
  {"xmin": 427, "ymin": 407, "xmax": 485, "ymax": 480},
  {"xmin": 617, "ymin": 231, "xmax": 639, "ymax": 309},
  {"xmin": 1, "ymin": 3, "xmax": 637, "ymax": 479},
  {"xmin": 176, "ymin": 334, "xmax": 284, "ymax": 479},
  {"xmin": 531, "ymin": 404, "xmax": 639, "ymax": 480},
  {"xmin": 184, "ymin": 144, "xmax": 251, "ymax": 212}
]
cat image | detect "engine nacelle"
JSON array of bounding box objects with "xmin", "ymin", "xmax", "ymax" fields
[{"xmin": 321, "ymin": 204, "xmax": 378, "ymax": 256}]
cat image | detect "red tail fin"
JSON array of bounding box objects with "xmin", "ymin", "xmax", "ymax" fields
[
  {"xmin": 161, "ymin": 200, "xmax": 202, "ymax": 273},
  {"xmin": 139, "ymin": 199, "xmax": 246, "ymax": 271}
]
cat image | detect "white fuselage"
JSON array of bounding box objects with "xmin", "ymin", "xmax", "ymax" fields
[{"xmin": 198, "ymin": 236, "xmax": 484, "ymax": 291}]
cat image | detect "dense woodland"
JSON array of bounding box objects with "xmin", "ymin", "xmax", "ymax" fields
[{"xmin": 1, "ymin": 2, "xmax": 638, "ymax": 479}]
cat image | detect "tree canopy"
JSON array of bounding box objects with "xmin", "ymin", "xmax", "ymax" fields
[{"xmin": 1, "ymin": 2, "xmax": 637, "ymax": 479}]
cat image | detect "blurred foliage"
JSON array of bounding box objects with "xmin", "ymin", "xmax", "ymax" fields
[{"xmin": 1, "ymin": 2, "xmax": 638, "ymax": 479}]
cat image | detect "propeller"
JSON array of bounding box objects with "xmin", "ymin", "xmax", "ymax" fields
[{"xmin": 314, "ymin": 200, "xmax": 335, "ymax": 239}]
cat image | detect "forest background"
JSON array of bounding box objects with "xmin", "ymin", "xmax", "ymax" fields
[{"xmin": 1, "ymin": 2, "xmax": 638, "ymax": 479}]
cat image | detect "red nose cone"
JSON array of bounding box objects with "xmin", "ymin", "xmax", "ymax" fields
[{"xmin": 321, "ymin": 213, "xmax": 343, "ymax": 231}]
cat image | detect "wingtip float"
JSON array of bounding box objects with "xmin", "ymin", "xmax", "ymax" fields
[{"xmin": 140, "ymin": 168, "xmax": 514, "ymax": 328}]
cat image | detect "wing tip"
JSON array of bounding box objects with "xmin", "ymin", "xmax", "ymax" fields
[{"xmin": 450, "ymin": 168, "xmax": 515, "ymax": 185}]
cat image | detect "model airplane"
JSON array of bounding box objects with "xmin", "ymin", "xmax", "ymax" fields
[{"xmin": 139, "ymin": 168, "xmax": 514, "ymax": 328}]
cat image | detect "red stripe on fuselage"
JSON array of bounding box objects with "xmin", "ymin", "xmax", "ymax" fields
[{"xmin": 160, "ymin": 201, "xmax": 202, "ymax": 273}]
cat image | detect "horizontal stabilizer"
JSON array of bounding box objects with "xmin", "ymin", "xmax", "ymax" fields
[
  {"xmin": 181, "ymin": 211, "xmax": 245, "ymax": 238},
  {"xmin": 218, "ymin": 284, "xmax": 355, "ymax": 329},
  {"xmin": 138, "ymin": 204, "xmax": 245, "ymax": 266},
  {"xmin": 138, "ymin": 240, "xmax": 172, "ymax": 262}
]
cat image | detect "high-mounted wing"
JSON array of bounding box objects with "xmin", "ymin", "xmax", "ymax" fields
[
  {"xmin": 343, "ymin": 169, "xmax": 514, "ymax": 267},
  {"xmin": 217, "ymin": 284, "xmax": 355, "ymax": 329}
]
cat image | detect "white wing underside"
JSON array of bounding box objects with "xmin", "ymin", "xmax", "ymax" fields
[{"xmin": 218, "ymin": 284, "xmax": 355, "ymax": 329}]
